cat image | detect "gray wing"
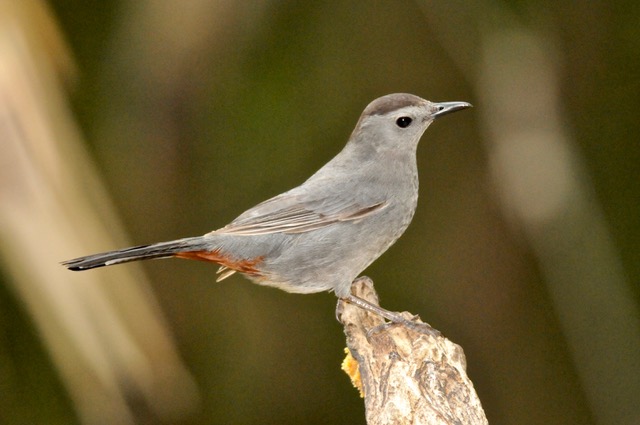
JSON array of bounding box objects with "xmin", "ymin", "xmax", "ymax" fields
[{"xmin": 212, "ymin": 190, "xmax": 388, "ymax": 236}]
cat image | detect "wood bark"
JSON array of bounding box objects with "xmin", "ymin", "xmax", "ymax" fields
[{"xmin": 337, "ymin": 277, "xmax": 488, "ymax": 425}]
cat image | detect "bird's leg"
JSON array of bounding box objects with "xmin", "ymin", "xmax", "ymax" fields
[
  {"xmin": 342, "ymin": 294, "xmax": 412, "ymax": 324},
  {"xmin": 340, "ymin": 294, "xmax": 440, "ymax": 336}
]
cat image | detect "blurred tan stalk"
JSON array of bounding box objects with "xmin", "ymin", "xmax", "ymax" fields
[
  {"xmin": 477, "ymin": 28, "xmax": 640, "ymax": 425},
  {"xmin": 0, "ymin": 1, "xmax": 197, "ymax": 423},
  {"xmin": 422, "ymin": 2, "xmax": 640, "ymax": 424}
]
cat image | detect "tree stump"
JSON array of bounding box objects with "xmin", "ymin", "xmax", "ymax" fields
[{"xmin": 337, "ymin": 277, "xmax": 488, "ymax": 425}]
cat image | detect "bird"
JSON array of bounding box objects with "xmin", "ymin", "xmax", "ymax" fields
[{"xmin": 62, "ymin": 93, "xmax": 471, "ymax": 322}]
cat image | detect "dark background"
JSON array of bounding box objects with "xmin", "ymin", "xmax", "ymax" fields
[{"xmin": 1, "ymin": 1, "xmax": 639, "ymax": 424}]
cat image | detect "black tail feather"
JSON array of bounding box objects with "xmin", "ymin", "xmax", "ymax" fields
[{"xmin": 62, "ymin": 236, "xmax": 207, "ymax": 271}]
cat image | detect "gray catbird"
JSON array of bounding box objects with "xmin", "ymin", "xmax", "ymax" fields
[{"xmin": 63, "ymin": 93, "xmax": 471, "ymax": 321}]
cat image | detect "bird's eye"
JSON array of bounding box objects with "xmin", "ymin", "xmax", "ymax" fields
[{"xmin": 396, "ymin": 116, "xmax": 412, "ymax": 128}]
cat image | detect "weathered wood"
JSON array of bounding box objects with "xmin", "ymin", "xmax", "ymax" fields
[{"xmin": 337, "ymin": 277, "xmax": 488, "ymax": 425}]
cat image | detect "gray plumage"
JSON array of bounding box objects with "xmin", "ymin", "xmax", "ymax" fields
[{"xmin": 63, "ymin": 93, "xmax": 471, "ymax": 299}]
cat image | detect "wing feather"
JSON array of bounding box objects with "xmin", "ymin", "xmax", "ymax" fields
[{"xmin": 213, "ymin": 192, "xmax": 387, "ymax": 236}]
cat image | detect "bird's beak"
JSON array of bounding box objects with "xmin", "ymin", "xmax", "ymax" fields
[{"xmin": 432, "ymin": 101, "xmax": 473, "ymax": 119}]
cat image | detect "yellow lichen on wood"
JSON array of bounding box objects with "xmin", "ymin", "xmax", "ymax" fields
[{"xmin": 341, "ymin": 347, "xmax": 363, "ymax": 397}]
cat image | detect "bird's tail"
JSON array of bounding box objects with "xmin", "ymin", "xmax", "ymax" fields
[{"xmin": 62, "ymin": 236, "xmax": 209, "ymax": 271}]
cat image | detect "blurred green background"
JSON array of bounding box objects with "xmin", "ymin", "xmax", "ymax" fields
[{"xmin": 1, "ymin": 1, "xmax": 639, "ymax": 424}]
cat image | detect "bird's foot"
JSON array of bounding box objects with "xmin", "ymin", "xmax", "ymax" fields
[{"xmin": 340, "ymin": 293, "xmax": 439, "ymax": 337}]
